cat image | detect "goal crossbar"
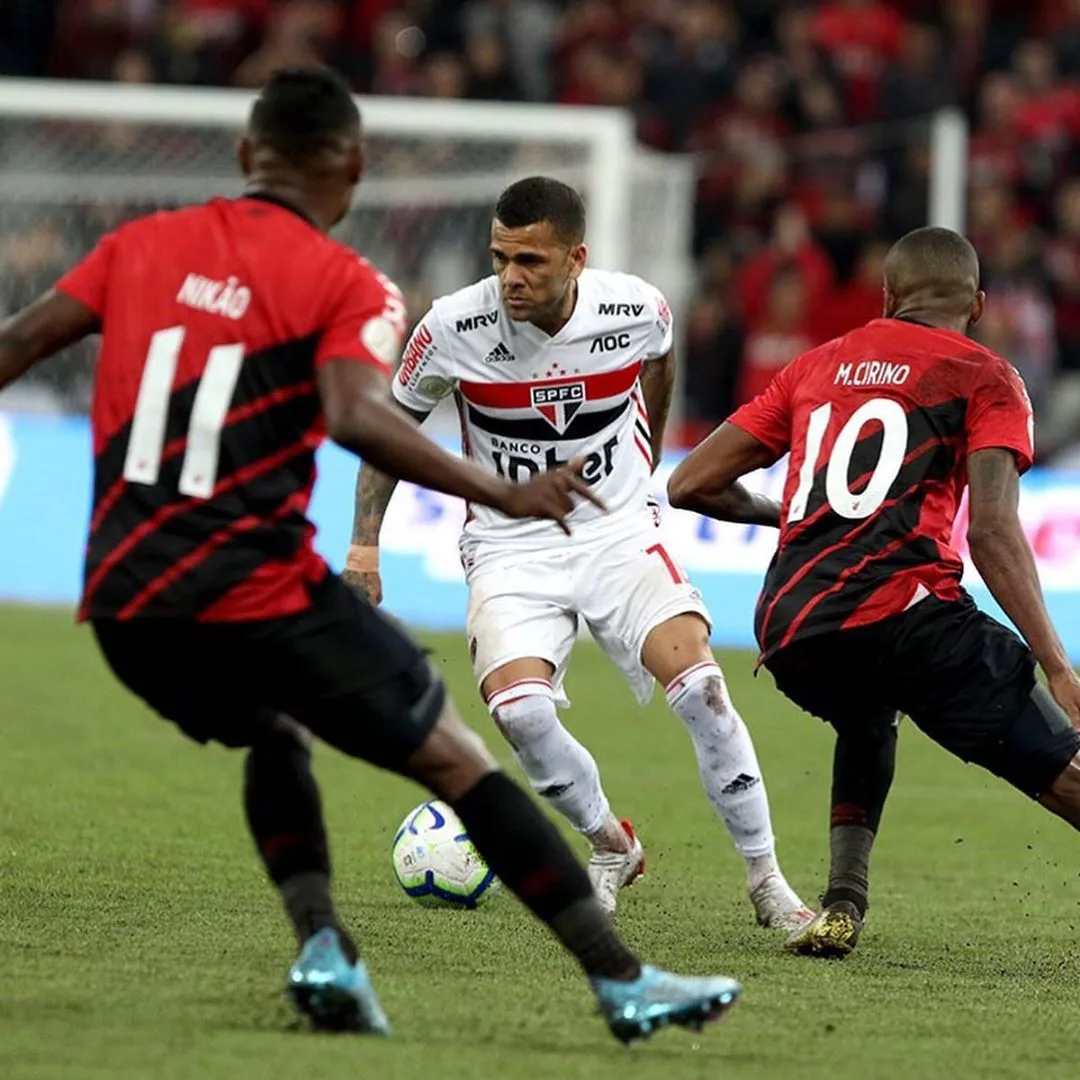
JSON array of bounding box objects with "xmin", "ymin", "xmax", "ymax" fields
[{"xmin": 0, "ymin": 77, "xmax": 636, "ymax": 269}]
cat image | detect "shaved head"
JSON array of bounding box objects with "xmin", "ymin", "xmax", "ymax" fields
[{"xmin": 883, "ymin": 226, "xmax": 983, "ymax": 328}]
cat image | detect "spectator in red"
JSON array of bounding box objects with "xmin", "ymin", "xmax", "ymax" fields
[
  {"xmin": 812, "ymin": 238, "xmax": 890, "ymax": 343},
  {"xmin": 811, "ymin": 0, "xmax": 904, "ymax": 123},
  {"xmin": 1010, "ymin": 39, "xmax": 1080, "ymax": 196},
  {"xmin": 735, "ymin": 263, "xmax": 820, "ymax": 407},
  {"xmin": 736, "ymin": 201, "xmax": 834, "ymax": 332},
  {"xmin": 967, "ymin": 72, "xmax": 1025, "ymax": 191}
]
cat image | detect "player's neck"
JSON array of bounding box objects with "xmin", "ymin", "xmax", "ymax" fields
[
  {"xmin": 530, "ymin": 280, "xmax": 579, "ymax": 338},
  {"xmin": 243, "ymin": 180, "xmax": 331, "ymax": 232},
  {"xmin": 892, "ymin": 309, "xmax": 969, "ymax": 336}
]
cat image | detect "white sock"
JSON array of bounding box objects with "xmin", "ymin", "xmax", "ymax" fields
[
  {"xmin": 488, "ymin": 679, "xmax": 619, "ymax": 843},
  {"xmin": 666, "ymin": 661, "xmax": 779, "ymax": 877}
]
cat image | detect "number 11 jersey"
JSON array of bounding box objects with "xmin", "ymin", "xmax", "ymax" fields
[
  {"xmin": 728, "ymin": 317, "xmax": 1035, "ymax": 663},
  {"xmin": 57, "ymin": 195, "xmax": 405, "ymax": 622}
]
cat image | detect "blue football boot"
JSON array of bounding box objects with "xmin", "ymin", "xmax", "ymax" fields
[
  {"xmin": 286, "ymin": 927, "xmax": 390, "ymax": 1034},
  {"xmin": 592, "ymin": 964, "xmax": 741, "ymax": 1044}
]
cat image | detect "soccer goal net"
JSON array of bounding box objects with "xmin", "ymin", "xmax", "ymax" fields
[{"xmin": 0, "ymin": 78, "xmax": 695, "ymax": 424}]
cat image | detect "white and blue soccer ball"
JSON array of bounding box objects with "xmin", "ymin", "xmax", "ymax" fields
[{"xmin": 391, "ymin": 799, "xmax": 501, "ymax": 909}]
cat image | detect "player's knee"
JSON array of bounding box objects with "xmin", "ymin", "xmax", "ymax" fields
[
  {"xmin": 1047, "ymin": 750, "xmax": 1080, "ymax": 802},
  {"xmin": 249, "ymin": 714, "xmax": 311, "ymax": 765},
  {"xmin": 407, "ymin": 695, "xmax": 499, "ymax": 803},
  {"xmin": 487, "ymin": 680, "xmax": 559, "ymax": 750},
  {"xmin": 666, "ymin": 662, "xmax": 740, "ymax": 736}
]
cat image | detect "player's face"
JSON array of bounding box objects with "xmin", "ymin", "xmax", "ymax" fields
[{"xmin": 490, "ymin": 219, "xmax": 586, "ymax": 323}]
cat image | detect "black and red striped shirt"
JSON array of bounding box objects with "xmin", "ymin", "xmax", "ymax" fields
[
  {"xmin": 57, "ymin": 195, "xmax": 406, "ymax": 622},
  {"xmin": 728, "ymin": 318, "xmax": 1035, "ymax": 662}
]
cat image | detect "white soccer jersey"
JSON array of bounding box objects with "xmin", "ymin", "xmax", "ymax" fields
[{"xmin": 392, "ymin": 268, "xmax": 674, "ymax": 546}]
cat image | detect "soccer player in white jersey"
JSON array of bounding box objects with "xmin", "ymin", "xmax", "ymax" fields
[{"xmin": 344, "ymin": 177, "xmax": 811, "ymax": 929}]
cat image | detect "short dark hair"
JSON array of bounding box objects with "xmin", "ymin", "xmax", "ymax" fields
[
  {"xmin": 494, "ymin": 176, "xmax": 587, "ymax": 246},
  {"xmin": 248, "ymin": 67, "xmax": 360, "ymax": 166},
  {"xmin": 883, "ymin": 225, "xmax": 980, "ymax": 301}
]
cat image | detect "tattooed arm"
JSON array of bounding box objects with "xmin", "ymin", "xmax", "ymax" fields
[
  {"xmin": 343, "ymin": 400, "xmax": 430, "ymax": 605},
  {"xmin": 967, "ymin": 447, "xmax": 1080, "ymax": 723},
  {"xmin": 640, "ymin": 349, "xmax": 674, "ymax": 470}
]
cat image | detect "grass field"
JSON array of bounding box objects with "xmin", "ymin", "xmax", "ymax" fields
[{"xmin": 1, "ymin": 606, "xmax": 1079, "ymax": 1080}]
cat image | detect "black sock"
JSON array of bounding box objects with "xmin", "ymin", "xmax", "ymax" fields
[
  {"xmin": 452, "ymin": 772, "xmax": 641, "ymax": 980},
  {"xmin": 243, "ymin": 724, "xmax": 357, "ymax": 962},
  {"xmin": 824, "ymin": 722, "xmax": 897, "ymax": 915}
]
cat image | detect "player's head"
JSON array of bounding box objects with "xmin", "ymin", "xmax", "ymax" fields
[
  {"xmin": 882, "ymin": 226, "xmax": 985, "ymax": 331},
  {"xmin": 238, "ymin": 67, "xmax": 362, "ymax": 229},
  {"xmin": 490, "ymin": 177, "xmax": 587, "ymax": 324}
]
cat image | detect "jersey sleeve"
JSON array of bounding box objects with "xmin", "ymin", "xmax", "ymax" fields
[
  {"xmin": 645, "ymin": 284, "xmax": 675, "ymax": 359},
  {"xmin": 314, "ymin": 259, "xmax": 408, "ymax": 373},
  {"xmin": 390, "ymin": 308, "xmax": 457, "ymax": 414},
  {"xmin": 54, "ymin": 231, "xmax": 119, "ymax": 317},
  {"xmin": 726, "ymin": 358, "xmax": 798, "ymax": 457},
  {"xmin": 966, "ymin": 357, "xmax": 1035, "ymax": 474}
]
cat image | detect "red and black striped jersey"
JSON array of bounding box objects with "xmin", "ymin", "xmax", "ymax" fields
[
  {"xmin": 728, "ymin": 317, "xmax": 1035, "ymax": 662},
  {"xmin": 57, "ymin": 195, "xmax": 406, "ymax": 622}
]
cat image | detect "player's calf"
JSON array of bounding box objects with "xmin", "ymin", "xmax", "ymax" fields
[
  {"xmin": 485, "ymin": 675, "xmax": 631, "ymax": 850},
  {"xmin": 244, "ymin": 716, "xmax": 361, "ymax": 965},
  {"xmin": 644, "ymin": 617, "xmax": 810, "ymax": 929}
]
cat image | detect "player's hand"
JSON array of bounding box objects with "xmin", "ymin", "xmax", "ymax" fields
[
  {"xmin": 499, "ymin": 457, "xmax": 608, "ymax": 535},
  {"xmin": 1048, "ymin": 668, "xmax": 1080, "ymax": 729},
  {"xmin": 342, "ymin": 566, "xmax": 383, "ymax": 606}
]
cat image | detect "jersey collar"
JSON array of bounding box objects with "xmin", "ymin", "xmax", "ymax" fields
[{"xmin": 240, "ymin": 192, "xmax": 319, "ymax": 229}]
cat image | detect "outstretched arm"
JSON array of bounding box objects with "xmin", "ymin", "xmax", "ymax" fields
[
  {"xmin": 967, "ymin": 448, "xmax": 1080, "ymax": 723},
  {"xmin": 640, "ymin": 349, "xmax": 674, "ymax": 469},
  {"xmin": 667, "ymin": 422, "xmax": 782, "ymax": 527},
  {"xmin": 0, "ymin": 291, "xmax": 99, "ymax": 391},
  {"xmin": 345, "ymin": 400, "xmax": 429, "ymax": 602}
]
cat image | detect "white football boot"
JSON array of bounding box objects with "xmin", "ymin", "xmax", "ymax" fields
[
  {"xmin": 587, "ymin": 820, "xmax": 645, "ymax": 916},
  {"xmin": 749, "ymin": 872, "xmax": 815, "ymax": 932}
]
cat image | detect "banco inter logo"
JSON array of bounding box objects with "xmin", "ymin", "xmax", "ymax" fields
[{"xmin": 530, "ymin": 382, "xmax": 585, "ymax": 434}]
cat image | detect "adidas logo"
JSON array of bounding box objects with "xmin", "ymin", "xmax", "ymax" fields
[
  {"xmin": 484, "ymin": 342, "xmax": 515, "ymax": 364},
  {"xmin": 720, "ymin": 773, "xmax": 761, "ymax": 796}
]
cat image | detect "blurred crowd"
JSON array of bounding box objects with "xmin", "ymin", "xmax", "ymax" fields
[{"xmin": 4, "ymin": 0, "xmax": 1080, "ymax": 457}]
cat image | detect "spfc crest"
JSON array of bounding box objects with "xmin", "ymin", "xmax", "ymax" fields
[{"xmin": 530, "ymin": 382, "xmax": 585, "ymax": 434}]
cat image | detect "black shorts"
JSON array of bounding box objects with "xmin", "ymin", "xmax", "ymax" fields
[
  {"xmin": 91, "ymin": 573, "xmax": 445, "ymax": 770},
  {"xmin": 765, "ymin": 593, "xmax": 1080, "ymax": 799}
]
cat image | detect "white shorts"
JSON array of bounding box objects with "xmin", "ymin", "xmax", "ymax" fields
[{"xmin": 464, "ymin": 522, "xmax": 710, "ymax": 707}]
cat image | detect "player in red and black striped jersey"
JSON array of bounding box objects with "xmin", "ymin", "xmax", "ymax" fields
[
  {"xmin": 669, "ymin": 226, "xmax": 1080, "ymax": 958},
  {"xmin": 0, "ymin": 67, "xmax": 742, "ymax": 1040}
]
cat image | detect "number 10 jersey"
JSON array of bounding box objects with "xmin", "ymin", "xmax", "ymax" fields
[{"xmin": 728, "ymin": 317, "xmax": 1035, "ymax": 663}]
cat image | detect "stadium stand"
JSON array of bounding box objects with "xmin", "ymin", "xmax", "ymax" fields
[{"xmin": 2, "ymin": 0, "xmax": 1080, "ymax": 456}]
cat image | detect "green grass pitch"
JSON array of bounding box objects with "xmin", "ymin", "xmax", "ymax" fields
[{"xmin": 1, "ymin": 605, "xmax": 1078, "ymax": 1080}]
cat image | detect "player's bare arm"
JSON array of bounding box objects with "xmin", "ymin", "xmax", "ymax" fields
[
  {"xmin": 639, "ymin": 349, "xmax": 674, "ymax": 469},
  {"xmin": 345, "ymin": 400, "xmax": 430, "ymax": 603},
  {"xmin": 667, "ymin": 422, "xmax": 782, "ymax": 528},
  {"xmin": 967, "ymin": 447, "xmax": 1080, "ymax": 723},
  {"xmin": 0, "ymin": 290, "xmax": 99, "ymax": 390},
  {"xmin": 318, "ymin": 358, "xmax": 605, "ymax": 537}
]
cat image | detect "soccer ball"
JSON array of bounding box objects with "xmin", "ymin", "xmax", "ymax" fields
[{"xmin": 391, "ymin": 799, "xmax": 501, "ymax": 908}]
